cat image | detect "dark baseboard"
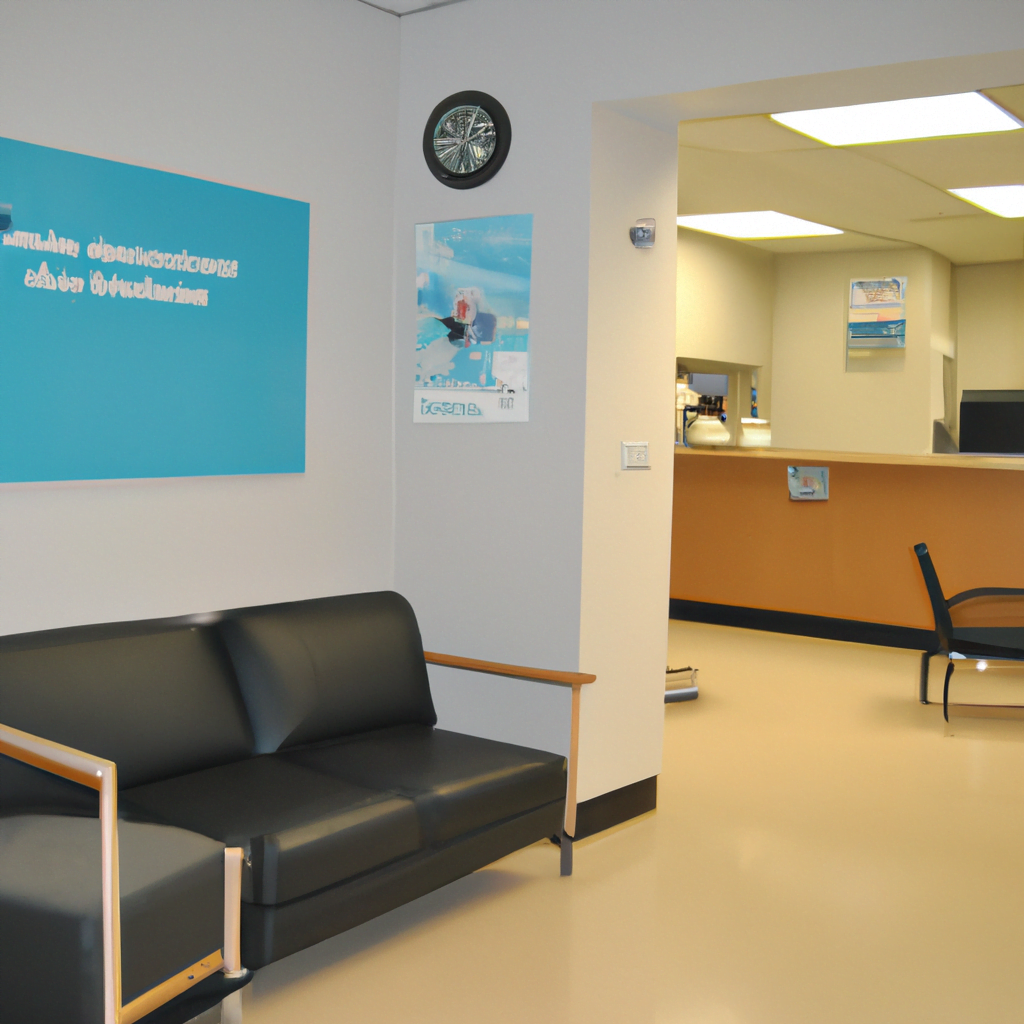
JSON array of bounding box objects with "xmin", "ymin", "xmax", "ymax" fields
[
  {"xmin": 573, "ymin": 776, "xmax": 657, "ymax": 841},
  {"xmin": 669, "ymin": 598, "xmax": 936, "ymax": 652}
]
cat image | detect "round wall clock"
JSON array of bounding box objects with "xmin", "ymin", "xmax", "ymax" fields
[{"xmin": 423, "ymin": 91, "xmax": 511, "ymax": 189}]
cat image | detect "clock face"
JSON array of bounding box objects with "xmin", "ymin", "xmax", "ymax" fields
[
  {"xmin": 423, "ymin": 92, "xmax": 511, "ymax": 189},
  {"xmin": 432, "ymin": 105, "xmax": 497, "ymax": 176}
]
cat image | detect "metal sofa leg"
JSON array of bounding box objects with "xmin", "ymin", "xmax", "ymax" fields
[
  {"xmin": 560, "ymin": 830, "xmax": 573, "ymax": 876},
  {"xmin": 221, "ymin": 989, "xmax": 244, "ymax": 1024},
  {"xmin": 920, "ymin": 651, "xmax": 934, "ymax": 704}
]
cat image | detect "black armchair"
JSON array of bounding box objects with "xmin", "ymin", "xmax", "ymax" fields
[{"xmin": 914, "ymin": 542, "xmax": 1024, "ymax": 721}]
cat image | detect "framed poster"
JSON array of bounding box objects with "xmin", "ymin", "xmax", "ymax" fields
[
  {"xmin": 0, "ymin": 136, "xmax": 309, "ymax": 483},
  {"xmin": 847, "ymin": 277, "xmax": 907, "ymax": 349},
  {"xmin": 415, "ymin": 214, "xmax": 532, "ymax": 422}
]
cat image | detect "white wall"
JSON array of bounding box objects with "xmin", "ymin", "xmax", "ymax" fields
[
  {"xmin": 956, "ymin": 261, "xmax": 1024, "ymax": 403},
  {"xmin": 0, "ymin": 1, "xmax": 400, "ymax": 635},
  {"xmin": 394, "ymin": 4, "xmax": 1024, "ymax": 800}
]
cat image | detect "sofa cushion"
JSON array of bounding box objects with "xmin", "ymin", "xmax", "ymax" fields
[
  {"xmin": 0, "ymin": 624, "xmax": 253, "ymax": 796},
  {"xmin": 285, "ymin": 725, "xmax": 567, "ymax": 845},
  {"xmin": 122, "ymin": 755, "xmax": 422, "ymax": 905},
  {"xmin": 0, "ymin": 815, "xmax": 224, "ymax": 1023},
  {"xmin": 218, "ymin": 591, "xmax": 436, "ymax": 752}
]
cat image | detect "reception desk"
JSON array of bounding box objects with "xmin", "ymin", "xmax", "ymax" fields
[{"xmin": 671, "ymin": 445, "xmax": 1024, "ymax": 635}]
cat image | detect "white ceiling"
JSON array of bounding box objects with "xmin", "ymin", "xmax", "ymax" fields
[
  {"xmin": 677, "ymin": 85, "xmax": 1024, "ymax": 265},
  {"xmin": 358, "ymin": 0, "xmax": 471, "ymax": 15}
]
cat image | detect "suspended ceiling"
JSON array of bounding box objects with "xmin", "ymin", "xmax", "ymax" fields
[{"xmin": 677, "ymin": 84, "xmax": 1024, "ymax": 265}]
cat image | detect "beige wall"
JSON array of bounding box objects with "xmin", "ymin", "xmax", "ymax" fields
[
  {"xmin": 577, "ymin": 107, "xmax": 678, "ymax": 802},
  {"xmin": 676, "ymin": 229, "xmax": 775, "ymax": 368},
  {"xmin": 930, "ymin": 251, "xmax": 955, "ymax": 429},
  {"xmin": 956, "ymin": 261, "xmax": 1024, "ymax": 409},
  {"xmin": 674, "ymin": 236, "xmax": 959, "ymax": 452},
  {"xmin": 771, "ymin": 248, "xmax": 946, "ymax": 454}
]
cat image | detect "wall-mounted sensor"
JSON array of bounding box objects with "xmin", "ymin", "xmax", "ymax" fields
[
  {"xmin": 0, "ymin": 204, "xmax": 11, "ymax": 233},
  {"xmin": 629, "ymin": 218, "xmax": 655, "ymax": 248}
]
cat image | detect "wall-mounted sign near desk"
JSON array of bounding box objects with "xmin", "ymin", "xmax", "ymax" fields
[
  {"xmin": 0, "ymin": 136, "xmax": 309, "ymax": 483},
  {"xmin": 788, "ymin": 466, "xmax": 829, "ymax": 501},
  {"xmin": 847, "ymin": 277, "xmax": 907, "ymax": 350}
]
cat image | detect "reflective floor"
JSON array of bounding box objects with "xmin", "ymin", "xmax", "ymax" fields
[{"xmin": 208, "ymin": 622, "xmax": 1024, "ymax": 1023}]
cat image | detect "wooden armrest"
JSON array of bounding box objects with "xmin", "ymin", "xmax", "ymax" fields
[
  {"xmin": 0, "ymin": 721, "xmax": 114, "ymax": 790},
  {"xmin": 421, "ymin": 653, "xmax": 595, "ymax": 845},
  {"xmin": 423, "ymin": 651, "xmax": 595, "ymax": 687}
]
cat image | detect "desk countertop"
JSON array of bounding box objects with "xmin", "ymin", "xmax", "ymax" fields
[{"xmin": 674, "ymin": 444, "xmax": 1024, "ymax": 472}]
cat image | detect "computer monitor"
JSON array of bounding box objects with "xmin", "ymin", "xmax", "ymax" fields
[{"xmin": 689, "ymin": 373, "xmax": 729, "ymax": 397}]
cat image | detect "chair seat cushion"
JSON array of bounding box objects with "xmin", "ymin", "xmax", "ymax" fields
[
  {"xmin": 123, "ymin": 755, "xmax": 422, "ymax": 905},
  {"xmin": 285, "ymin": 725, "xmax": 567, "ymax": 845},
  {"xmin": 0, "ymin": 815, "xmax": 224, "ymax": 1024}
]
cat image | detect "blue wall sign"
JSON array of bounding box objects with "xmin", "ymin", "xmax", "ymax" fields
[{"xmin": 0, "ymin": 136, "xmax": 309, "ymax": 483}]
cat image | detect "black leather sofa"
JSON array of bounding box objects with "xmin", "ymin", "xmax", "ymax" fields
[{"xmin": 0, "ymin": 591, "xmax": 568, "ymax": 1021}]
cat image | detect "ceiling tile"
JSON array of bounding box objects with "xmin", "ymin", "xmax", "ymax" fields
[
  {"xmin": 850, "ymin": 131, "xmax": 1024, "ymax": 189},
  {"xmin": 984, "ymin": 84, "xmax": 1024, "ymax": 121},
  {"xmin": 678, "ymin": 115, "xmax": 824, "ymax": 153},
  {"xmin": 677, "ymin": 85, "xmax": 1024, "ymax": 265}
]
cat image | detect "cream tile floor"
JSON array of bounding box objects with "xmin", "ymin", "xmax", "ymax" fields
[{"xmin": 219, "ymin": 622, "xmax": 1024, "ymax": 1024}]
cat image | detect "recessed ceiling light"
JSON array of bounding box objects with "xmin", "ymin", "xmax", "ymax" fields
[
  {"xmin": 676, "ymin": 211, "xmax": 842, "ymax": 239},
  {"xmin": 948, "ymin": 185, "xmax": 1024, "ymax": 218},
  {"xmin": 771, "ymin": 92, "xmax": 1021, "ymax": 146}
]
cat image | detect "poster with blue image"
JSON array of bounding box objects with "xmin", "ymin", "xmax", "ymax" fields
[
  {"xmin": 415, "ymin": 214, "xmax": 531, "ymax": 422},
  {"xmin": 0, "ymin": 135, "xmax": 309, "ymax": 483}
]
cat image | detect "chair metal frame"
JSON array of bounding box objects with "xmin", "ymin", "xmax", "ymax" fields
[
  {"xmin": 0, "ymin": 721, "xmax": 244, "ymax": 1024},
  {"xmin": 914, "ymin": 542, "xmax": 1024, "ymax": 722}
]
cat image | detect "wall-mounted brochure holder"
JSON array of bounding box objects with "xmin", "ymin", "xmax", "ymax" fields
[{"xmin": 847, "ymin": 277, "xmax": 907, "ymax": 350}]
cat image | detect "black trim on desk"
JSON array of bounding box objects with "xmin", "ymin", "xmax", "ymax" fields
[
  {"xmin": 573, "ymin": 776, "xmax": 657, "ymax": 841},
  {"xmin": 669, "ymin": 599, "xmax": 937, "ymax": 651}
]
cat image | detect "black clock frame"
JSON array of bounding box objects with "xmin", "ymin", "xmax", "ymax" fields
[{"xmin": 422, "ymin": 91, "xmax": 511, "ymax": 190}]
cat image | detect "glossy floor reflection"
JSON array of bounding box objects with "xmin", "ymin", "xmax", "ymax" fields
[{"xmin": 222, "ymin": 622, "xmax": 1024, "ymax": 1023}]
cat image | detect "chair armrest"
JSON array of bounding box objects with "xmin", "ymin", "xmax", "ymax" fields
[
  {"xmin": 0, "ymin": 723, "xmax": 120, "ymax": 1024},
  {"xmin": 423, "ymin": 650, "xmax": 595, "ymax": 687},
  {"xmin": 0, "ymin": 721, "xmax": 115, "ymax": 790},
  {"xmin": 948, "ymin": 587, "xmax": 1024, "ymax": 608},
  {"xmin": 948, "ymin": 588, "xmax": 1024, "ymax": 630},
  {"xmin": 422, "ymin": 653, "xmax": 596, "ymax": 840}
]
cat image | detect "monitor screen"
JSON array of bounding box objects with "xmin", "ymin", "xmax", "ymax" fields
[{"xmin": 689, "ymin": 373, "xmax": 728, "ymax": 397}]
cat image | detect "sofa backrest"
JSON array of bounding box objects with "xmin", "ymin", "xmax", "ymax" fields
[
  {"xmin": 0, "ymin": 622, "xmax": 254, "ymax": 808},
  {"xmin": 218, "ymin": 591, "xmax": 436, "ymax": 753}
]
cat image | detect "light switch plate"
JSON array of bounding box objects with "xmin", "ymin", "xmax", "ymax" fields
[{"xmin": 622, "ymin": 441, "xmax": 650, "ymax": 469}]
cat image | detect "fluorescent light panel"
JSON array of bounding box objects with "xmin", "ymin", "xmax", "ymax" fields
[
  {"xmin": 676, "ymin": 211, "xmax": 842, "ymax": 239},
  {"xmin": 948, "ymin": 185, "xmax": 1024, "ymax": 218},
  {"xmin": 771, "ymin": 92, "xmax": 1021, "ymax": 146}
]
